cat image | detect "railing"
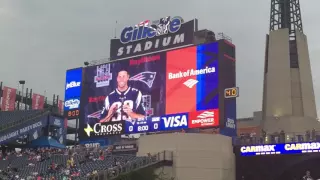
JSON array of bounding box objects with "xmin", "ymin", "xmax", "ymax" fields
[
  {"xmin": 216, "ymin": 32, "xmax": 232, "ymax": 43},
  {"xmin": 0, "ymin": 109, "xmax": 50, "ymax": 132},
  {"xmin": 86, "ymin": 151, "xmax": 173, "ymax": 180},
  {"xmin": 233, "ymin": 131, "xmax": 320, "ymax": 146}
]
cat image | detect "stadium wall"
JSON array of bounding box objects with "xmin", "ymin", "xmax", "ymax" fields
[{"xmin": 137, "ymin": 133, "xmax": 235, "ymax": 180}]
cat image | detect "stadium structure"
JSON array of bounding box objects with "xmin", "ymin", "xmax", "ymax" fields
[
  {"xmin": 0, "ymin": 16, "xmax": 237, "ymax": 179},
  {"xmin": 1, "ymin": 0, "xmax": 317, "ymax": 179},
  {"xmin": 237, "ymin": 0, "xmax": 320, "ymax": 136},
  {"xmin": 235, "ymin": 1, "xmax": 320, "ymax": 180}
]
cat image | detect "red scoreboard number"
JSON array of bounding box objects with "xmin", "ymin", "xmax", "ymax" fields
[
  {"xmin": 224, "ymin": 87, "xmax": 239, "ymax": 98},
  {"xmin": 67, "ymin": 109, "xmax": 80, "ymax": 119}
]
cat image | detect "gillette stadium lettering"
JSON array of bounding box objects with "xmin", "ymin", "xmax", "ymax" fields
[
  {"xmin": 117, "ymin": 16, "xmax": 185, "ymax": 57},
  {"xmin": 120, "ymin": 17, "xmax": 182, "ymax": 44},
  {"xmin": 241, "ymin": 145, "xmax": 276, "ymax": 153},
  {"xmin": 168, "ymin": 66, "xmax": 215, "ymax": 80},
  {"xmin": 162, "ymin": 115, "xmax": 187, "ymax": 128},
  {"xmin": 117, "ymin": 34, "xmax": 185, "ymax": 57}
]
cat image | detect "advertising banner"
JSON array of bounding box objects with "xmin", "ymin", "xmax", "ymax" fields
[
  {"xmin": 0, "ymin": 116, "xmax": 47, "ymax": 144},
  {"xmin": 64, "ymin": 68, "xmax": 83, "ymax": 119},
  {"xmin": 240, "ymin": 142, "xmax": 320, "ymax": 156},
  {"xmin": 64, "ymin": 68, "xmax": 83, "ymax": 99},
  {"xmin": 79, "ymin": 42, "xmax": 221, "ymax": 140},
  {"xmin": 220, "ymin": 98, "xmax": 237, "ymax": 137},
  {"xmin": 110, "ymin": 17, "xmax": 196, "ymax": 60},
  {"xmin": 32, "ymin": 93, "xmax": 45, "ymax": 110},
  {"xmin": 80, "ymin": 139, "xmax": 107, "ymax": 147},
  {"xmin": 58, "ymin": 100, "xmax": 64, "ymax": 115},
  {"xmin": 49, "ymin": 116, "xmax": 66, "ymax": 144},
  {"xmin": 1, "ymin": 86, "xmax": 17, "ymax": 111},
  {"xmin": 188, "ymin": 109, "xmax": 219, "ymax": 128},
  {"xmin": 113, "ymin": 144, "xmax": 137, "ymax": 152}
]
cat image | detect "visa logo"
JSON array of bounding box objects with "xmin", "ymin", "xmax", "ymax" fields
[{"xmin": 162, "ymin": 114, "xmax": 188, "ymax": 128}]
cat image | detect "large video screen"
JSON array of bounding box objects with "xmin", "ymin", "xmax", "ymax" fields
[
  {"xmin": 79, "ymin": 42, "xmax": 220, "ymax": 140},
  {"xmin": 64, "ymin": 67, "xmax": 83, "ymax": 119}
]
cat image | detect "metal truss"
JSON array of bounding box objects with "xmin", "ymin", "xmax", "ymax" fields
[{"xmin": 270, "ymin": 0, "xmax": 303, "ymax": 40}]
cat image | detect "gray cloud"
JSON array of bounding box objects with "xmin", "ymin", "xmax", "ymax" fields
[{"xmin": 0, "ymin": 0, "xmax": 319, "ymax": 118}]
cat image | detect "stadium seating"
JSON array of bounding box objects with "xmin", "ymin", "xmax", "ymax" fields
[
  {"xmin": 0, "ymin": 109, "xmax": 48, "ymax": 131},
  {"xmin": 0, "ymin": 147, "xmax": 158, "ymax": 179}
]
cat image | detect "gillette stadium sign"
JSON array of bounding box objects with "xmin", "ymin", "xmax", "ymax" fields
[{"xmin": 110, "ymin": 16, "xmax": 197, "ymax": 60}]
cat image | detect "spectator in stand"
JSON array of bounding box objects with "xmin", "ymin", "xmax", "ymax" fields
[
  {"xmin": 261, "ymin": 129, "xmax": 266, "ymax": 143},
  {"xmin": 67, "ymin": 158, "xmax": 71, "ymax": 169},
  {"xmin": 280, "ymin": 130, "xmax": 285, "ymax": 143},
  {"xmin": 306, "ymin": 130, "xmax": 311, "ymax": 142},
  {"xmin": 70, "ymin": 156, "xmax": 74, "ymax": 167},
  {"xmin": 303, "ymin": 171, "xmax": 313, "ymax": 180},
  {"xmin": 99, "ymin": 150, "xmax": 105, "ymax": 160},
  {"xmin": 311, "ymin": 128, "xmax": 316, "ymax": 141}
]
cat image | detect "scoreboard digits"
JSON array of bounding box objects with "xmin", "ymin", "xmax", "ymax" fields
[
  {"xmin": 154, "ymin": 123, "xmax": 158, "ymax": 130},
  {"xmin": 224, "ymin": 87, "xmax": 239, "ymax": 98},
  {"xmin": 138, "ymin": 125, "xmax": 149, "ymax": 132},
  {"xmin": 65, "ymin": 109, "xmax": 80, "ymax": 119},
  {"xmin": 125, "ymin": 117, "xmax": 159, "ymax": 134},
  {"xmin": 128, "ymin": 126, "xmax": 133, "ymax": 132}
]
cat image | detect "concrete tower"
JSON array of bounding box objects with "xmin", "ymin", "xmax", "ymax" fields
[{"xmin": 262, "ymin": 0, "xmax": 319, "ymax": 133}]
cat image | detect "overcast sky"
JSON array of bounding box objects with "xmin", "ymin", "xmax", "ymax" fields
[{"xmin": 0, "ymin": 0, "xmax": 319, "ymax": 118}]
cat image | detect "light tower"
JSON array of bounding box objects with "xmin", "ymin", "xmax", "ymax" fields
[{"xmin": 262, "ymin": 0, "xmax": 319, "ymax": 132}]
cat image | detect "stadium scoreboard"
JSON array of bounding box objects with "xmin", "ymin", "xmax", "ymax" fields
[
  {"xmin": 64, "ymin": 68, "xmax": 83, "ymax": 120},
  {"xmin": 63, "ymin": 16, "xmax": 237, "ymax": 141}
]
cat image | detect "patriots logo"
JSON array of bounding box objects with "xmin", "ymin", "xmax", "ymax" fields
[
  {"xmin": 129, "ymin": 71, "xmax": 156, "ymax": 88},
  {"xmin": 87, "ymin": 110, "xmax": 102, "ymax": 119}
]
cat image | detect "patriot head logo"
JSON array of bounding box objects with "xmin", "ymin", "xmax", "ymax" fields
[
  {"xmin": 87, "ymin": 110, "xmax": 102, "ymax": 119},
  {"xmin": 129, "ymin": 71, "xmax": 156, "ymax": 88}
]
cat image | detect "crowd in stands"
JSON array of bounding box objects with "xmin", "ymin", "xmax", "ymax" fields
[
  {"xmin": 0, "ymin": 145, "xmax": 155, "ymax": 180},
  {"xmin": 235, "ymin": 129, "xmax": 320, "ymax": 145}
]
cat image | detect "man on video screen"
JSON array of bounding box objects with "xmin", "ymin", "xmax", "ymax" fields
[{"xmin": 99, "ymin": 69, "xmax": 146, "ymax": 122}]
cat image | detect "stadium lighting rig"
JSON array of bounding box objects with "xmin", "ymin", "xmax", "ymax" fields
[
  {"xmin": 19, "ymin": 80, "xmax": 26, "ymax": 106},
  {"xmin": 84, "ymin": 57, "xmax": 110, "ymax": 67},
  {"xmin": 216, "ymin": 32, "xmax": 232, "ymax": 43}
]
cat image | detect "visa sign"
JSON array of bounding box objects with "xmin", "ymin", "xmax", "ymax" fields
[{"xmin": 159, "ymin": 113, "xmax": 188, "ymax": 131}]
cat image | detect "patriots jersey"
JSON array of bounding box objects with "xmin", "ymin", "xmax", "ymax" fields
[{"xmin": 101, "ymin": 87, "xmax": 145, "ymax": 121}]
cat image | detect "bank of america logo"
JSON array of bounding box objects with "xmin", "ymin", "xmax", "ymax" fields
[
  {"xmin": 197, "ymin": 111, "xmax": 214, "ymax": 118},
  {"xmin": 183, "ymin": 79, "xmax": 198, "ymax": 88}
]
